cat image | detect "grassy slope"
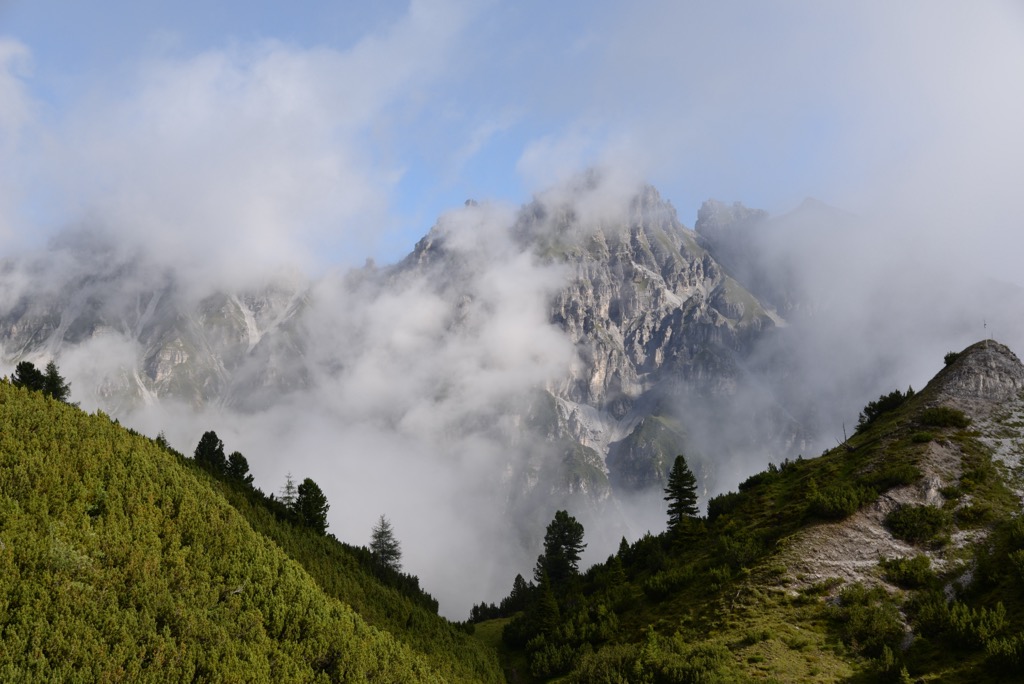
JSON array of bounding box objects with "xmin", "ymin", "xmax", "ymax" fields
[
  {"xmin": 0, "ymin": 382, "xmax": 502, "ymax": 683},
  {"xmin": 483, "ymin": 353, "xmax": 1024, "ymax": 682},
  {"xmin": 215, "ymin": 484, "xmax": 503, "ymax": 683}
]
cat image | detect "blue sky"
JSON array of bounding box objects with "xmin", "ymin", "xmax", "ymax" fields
[{"xmin": 2, "ymin": 1, "xmax": 1023, "ymax": 279}]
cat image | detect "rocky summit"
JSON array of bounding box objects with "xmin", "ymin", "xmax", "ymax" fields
[{"xmin": 0, "ymin": 183, "xmax": 807, "ymax": 543}]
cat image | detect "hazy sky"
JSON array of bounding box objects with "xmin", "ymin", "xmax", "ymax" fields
[{"xmin": 2, "ymin": 1, "xmax": 1022, "ymax": 280}]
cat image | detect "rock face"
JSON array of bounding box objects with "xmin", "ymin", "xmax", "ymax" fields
[
  {"xmin": 402, "ymin": 184, "xmax": 795, "ymax": 495},
  {"xmin": 0, "ymin": 184, "xmax": 798, "ymax": 524},
  {"xmin": 0, "ymin": 234, "xmax": 309, "ymax": 411},
  {"xmin": 929, "ymin": 341, "xmax": 1024, "ymax": 409}
]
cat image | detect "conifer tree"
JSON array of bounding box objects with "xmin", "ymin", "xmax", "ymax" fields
[
  {"xmin": 12, "ymin": 360, "xmax": 72, "ymax": 403},
  {"xmin": 533, "ymin": 510, "xmax": 586, "ymax": 586},
  {"xmin": 43, "ymin": 361, "xmax": 72, "ymax": 403},
  {"xmin": 664, "ymin": 454, "xmax": 699, "ymax": 531},
  {"xmin": 295, "ymin": 478, "xmax": 330, "ymax": 534},
  {"xmin": 535, "ymin": 572, "xmax": 561, "ymax": 634},
  {"xmin": 11, "ymin": 361, "xmax": 45, "ymax": 393},
  {"xmin": 500, "ymin": 573, "xmax": 532, "ymax": 614},
  {"xmin": 194, "ymin": 431, "xmax": 227, "ymax": 475},
  {"xmin": 226, "ymin": 451, "xmax": 254, "ymax": 485},
  {"xmin": 370, "ymin": 514, "xmax": 402, "ymax": 572},
  {"xmin": 280, "ymin": 473, "xmax": 298, "ymax": 507}
]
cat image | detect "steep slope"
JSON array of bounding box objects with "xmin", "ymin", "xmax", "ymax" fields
[
  {"xmin": 0, "ymin": 382, "xmax": 502, "ymax": 682},
  {"xmin": 477, "ymin": 340, "xmax": 1024, "ymax": 682},
  {"xmin": 781, "ymin": 340, "xmax": 1024, "ymax": 590}
]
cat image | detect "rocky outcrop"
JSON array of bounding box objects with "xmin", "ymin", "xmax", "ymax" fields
[
  {"xmin": 929, "ymin": 341, "xmax": 1024, "ymax": 410},
  {"xmin": 779, "ymin": 340, "xmax": 1024, "ymax": 593}
]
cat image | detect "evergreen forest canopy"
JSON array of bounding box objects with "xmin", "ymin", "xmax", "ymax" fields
[
  {"xmin": 5, "ymin": 342, "xmax": 1024, "ymax": 682},
  {"xmin": 0, "ymin": 375, "xmax": 502, "ymax": 682}
]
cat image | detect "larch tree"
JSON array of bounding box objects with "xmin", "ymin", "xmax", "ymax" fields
[
  {"xmin": 280, "ymin": 473, "xmax": 298, "ymax": 508},
  {"xmin": 664, "ymin": 454, "xmax": 699, "ymax": 532},
  {"xmin": 370, "ymin": 515, "xmax": 402, "ymax": 572}
]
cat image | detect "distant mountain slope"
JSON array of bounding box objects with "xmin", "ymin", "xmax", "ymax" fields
[
  {"xmin": 0, "ymin": 382, "xmax": 503, "ymax": 682},
  {"xmin": 477, "ymin": 340, "xmax": 1024, "ymax": 682}
]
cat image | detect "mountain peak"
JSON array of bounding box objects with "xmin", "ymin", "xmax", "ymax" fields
[{"xmin": 931, "ymin": 339, "xmax": 1024, "ymax": 408}]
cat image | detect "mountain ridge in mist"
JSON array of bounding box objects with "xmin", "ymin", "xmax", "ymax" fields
[{"xmin": 3, "ymin": 176, "xmax": 1023, "ymax": 616}]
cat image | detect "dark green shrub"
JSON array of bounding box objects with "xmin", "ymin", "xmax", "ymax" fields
[
  {"xmin": 707, "ymin": 564, "xmax": 732, "ymax": 589},
  {"xmin": 865, "ymin": 463, "xmax": 922, "ymax": 490},
  {"xmin": 911, "ymin": 431, "xmax": 934, "ymax": 443},
  {"xmin": 956, "ymin": 501, "xmax": 996, "ymax": 526},
  {"xmin": 527, "ymin": 634, "xmax": 578, "ymax": 678},
  {"xmin": 857, "ymin": 387, "xmax": 915, "ymax": 432},
  {"xmin": 919, "ymin": 407, "xmax": 971, "ymax": 429},
  {"xmin": 907, "ymin": 589, "xmax": 950, "ymax": 638},
  {"xmin": 948, "ymin": 601, "xmax": 1007, "ymax": 648},
  {"xmin": 717, "ymin": 533, "xmax": 762, "ymax": 570},
  {"xmin": 738, "ymin": 463, "xmax": 780, "ymax": 492},
  {"xmin": 808, "ymin": 480, "xmax": 876, "ymax": 520},
  {"xmin": 569, "ymin": 631, "xmax": 736, "ymax": 683},
  {"xmin": 885, "ymin": 504, "xmax": 951, "ymax": 544},
  {"xmin": 880, "ymin": 554, "xmax": 936, "ymax": 589},
  {"xmin": 642, "ymin": 566, "xmax": 694, "ymax": 600},
  {"xmin": 944, "ymin": 351, "xmax": 961, "ymax": 366},
  {"xmin": 706, "ymin": 490, "xmax": 742, "ymax": 522},
  {"xmin": 986, "ymin": 633, "xmax": 1024, "ymax": 672},
  {"xmin": 829, "ymin": 583, "xmax": 906, "ymax": 658}
]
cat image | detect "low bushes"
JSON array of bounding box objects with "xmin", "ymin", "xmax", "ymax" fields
[{"xmin": 885, "ymin": 504, "xmax": 952, "ymax": 545}]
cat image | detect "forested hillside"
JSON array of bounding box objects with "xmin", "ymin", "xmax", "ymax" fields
[
  {"xmin": 6, "ymin": 341, "xmax": 1024, "ymax": 683},
  {"xmin": 472, "ymin": 341, "xmax": 1024, "ymax": 682},
  {"xmin": 0, "ymin": 380, "xmax": 502, "ymax": 682}
]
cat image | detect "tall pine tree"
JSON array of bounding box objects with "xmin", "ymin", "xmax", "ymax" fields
[
  {"xmin": 533, "ymin": 510, "xmax": 586, "ymax": 587},
  {"xmin": 664, "ymin": 454, "xmax": 699, "ymax": 531}
]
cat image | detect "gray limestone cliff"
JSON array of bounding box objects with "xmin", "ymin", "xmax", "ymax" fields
[{"xmin": 0, "ymin": 184, "xmax": 802, "ymax": 530}]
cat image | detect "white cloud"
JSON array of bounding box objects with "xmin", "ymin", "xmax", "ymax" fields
[
  {"xmin": 7, "ymin": 1, "xmax": 479, "ymax": 291},
  {"xmin": 0, "ymin": 38, "xmax": 36, "ymax": 246}
]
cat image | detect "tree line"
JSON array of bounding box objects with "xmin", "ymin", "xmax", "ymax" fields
[
  {"xmin": 189, "ymin": 429, "xmax": 402, "ymax": 572},
  {"xmin": 10, "ymin": 359, "xmax": 74, "ymax": 403},
  {"xmin": 467, "ymin": 454, "xmax": 701, "ymax": 677}
]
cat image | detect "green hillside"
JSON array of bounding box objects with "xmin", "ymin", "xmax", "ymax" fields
[
  {"xmin": 0, "ymin": 380, "xmax": 502, "ymax": 683},
  {"xmin": 6, "ymin": 341, "xmax": 1024, "ymax": 683},
  {"xmin": 474, "ymin": 342, "xmax": 1024, "ymax": 682}
]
